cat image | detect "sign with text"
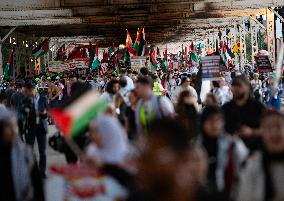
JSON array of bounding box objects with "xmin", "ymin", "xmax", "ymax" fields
[
  {"xmin": 130, "ymin": 56, "xmax": 146, "ymax": 71},
  {"xmin": 201, "ymin": 55, "xmax": 224, "ymax": 80},
  {"xmin": 46, "ymin": 164, "xmax": 128, "ymax": 201},
  {"xmin": 255, "ymin": 55, "xmax": 272, "ymax": 73},
  {"xmin": 48, "ymin": 59, "xmax": 89, "ymax": 72}
]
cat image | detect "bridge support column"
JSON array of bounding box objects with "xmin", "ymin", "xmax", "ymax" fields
[{"xmin": 266, "ymin": 8, "xmax": 275, "ymax": 67}]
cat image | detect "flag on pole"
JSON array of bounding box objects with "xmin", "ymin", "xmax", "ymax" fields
[
  {"xmin": 91, "ymin": 45, "xmax": 100, "ymax": 71},
  {"xmin": 150, "ymin": 50, "xmax": 158, "ymax": 70},
  {"xmin": 156, "ymin": 47, "xmax": 162, "ymax": 59},
  {"xmin": 4, "ymin": 52, "xmax": 13, "ymax": 80},
  {"xmin": 32, "ymin": 39, "xmax": 49, "ymax": 59},
  {"xmin": 190, "ymin": 41, "xmax": 195, "ymax": 51},
  {"xmin": 102, "ymin": 50, "xmax": 109, "ymax": 61},
  {"xmin": 125, "ymin": 29, "xmax": 136, "ymax": 56},
  {"xmin": 133, "ymin": 28, "xmax": 140, "ymax": 53},
  {"xmin": 138, "ymin": 27, "xmax": 145, "ymax": 56},
  {"xmin": 50, "ymin": 91, "xmax": 108, "ymax": 137},
  {"xmin": 99, "ymin": 63, "xmax": 108, "ymax": 76},
  {"xmin": 233, "ymin": 41, "xmax": 241, "ymax": 55},
  {"xmin": 161, "ymin": 48, "xmax": 168, "ymax": 73},
  {"xmin": 126, "ymin": 29, "xmax": 133, "ymax": 48},
  {"xmin": 190, "ymin": 52, "xmax": 200, "ymax": 63}
]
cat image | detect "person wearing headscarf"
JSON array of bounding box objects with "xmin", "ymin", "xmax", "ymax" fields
[
  {"xmin": 172, "ymin": 76, "xmax": 198, "ymax": 105},
  {"xmin": 263, "ymin": 72, "xmax": 283, "ymax": 110},
  {"xmin": 197, "ymin": 106, "xmax": 248, "ymax": 200},
  {"xmin": 237, "ymin": 111, "xmax": 284, "ymax": 201},
  {"xmin": 0, "ymin": 108, "xmax": 44, "ymax": 201},
  {"xmin": 85, "ymin": 114, "xmax": 129, "ymax": 164}
]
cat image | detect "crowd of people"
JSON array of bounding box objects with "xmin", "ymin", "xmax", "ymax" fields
[{"xmin": 0, "ymin": 65, "xmax": 284, "ymax": 201}]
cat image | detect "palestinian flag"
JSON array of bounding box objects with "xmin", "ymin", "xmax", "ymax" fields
[
  {"xmin": 3, "ymin": 63, "xmax": 9, "ymax": 80},
  {"xmin": 233, "ymin": 41, "xmax": 240, "ymax": 55},
  {"xmin": 32, "ymin": 39, "xmax": 49, "ymax": 58},
  {"xmin": 190, "ymin": 41, "xmax": 196, "ymax": 52},
  {"xmin": 91, "ymin": 45, "xmax": 100, "ymax": 71},
  {"xmin": 190, "ymin": 52, "xmax": 200, "ymax": 63},
  {"xmin": 196, "ymin": 43, "xmax": 202, "ymax": 55},
  {"xmin": 156, "ymin": 47, "xmax": 162, "ymax": 60},
  {"xmin": 150, "ymin": 50, "xmax": 158, "ymax": 70},
  {"xmin": 133, "ymin": 28, "xmax": 140, "ymax": 53},
  {"xmin": 50, "ymin": 91, "xmax": 108, "ymax": 137},
  {"xmin": 125, "ymin": 30, "xmax": 136, "ymax": 56},
  {"xmin": 161, "ymin": 48, "xmax": 168, "ymax": 73},
  {"xmin": 126, "ymin": 29, "xmax": 133, "ymax": 48},
  {"xmin": 4, "ymin": 52, "xmax": 13, "ymax": 80}
]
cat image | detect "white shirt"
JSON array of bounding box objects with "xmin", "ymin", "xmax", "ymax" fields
[
  {"xmin": 124, "ymin": 76, "xmax": 135, "ymax": 91},
  {"xmin": 172, "ymin": 85, "xmax": 198, "ymax": 105},
  {"xmin": 220, "ymin": 85, "xmax": 233, "ymax": 105}
]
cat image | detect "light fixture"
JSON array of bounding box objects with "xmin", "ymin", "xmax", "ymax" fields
[{"xmin": 119, "ymin": 44, "xmax": 125, "ymax": 49}]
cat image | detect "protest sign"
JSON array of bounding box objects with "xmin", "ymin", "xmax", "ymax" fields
[
  {"xmin": 130, "ymin": 56, "xmax": 146, "ymax": 71},
  {"xmin": 254, "ymin": 55, "xmax": 273, "ymax": 73},
  {"xmin": 46, "ymin": 164, "xmax": 128, "ymax": 201},
  {"xmin": 201, "ymin": 55, "xmax": 224, "ymax": 80}
]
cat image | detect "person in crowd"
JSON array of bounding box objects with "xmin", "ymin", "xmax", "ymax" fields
[
  {"xmin": 222, "ymin": 75, "xmax": 264, "ymax": 152},
  {"xmin": 0, "ymin": 107, "xmax": 44, "ymax": 201},
  {"xmin": 125, "ymin": 90, "xmax": 139, "ymax": 140},
  {"xmin": 0, "ymin": 92, "xmax": 7, "ymax": 109},
  {"xmin": 203, "ymin": 93, "xmax": 220, "ymax": 107},
  {"xmin": 10, "ymin": 80, "xmax": 26, "ymax": 140},
  {"xmin": 55, "ymin": 76, "xmax": 65, "ymax": 104},
  {"xmin": 127, "ymin": 118, "xmax": 224, "ymax": 201},
  {"xmin": 5, "ymin": 81, "xmax": 16, "ymax": 108},
  {"xmin": 263, "ymin": 73, "xmax": 283, "ymax": 110},
  {"xmin": 22, "ymin": 82, "xmax": 49, "ymax": 178},
  {"xmin": 251, "ymin": 73, "xmax": 263, "ymax": 101},
  {"xmin": 176, "ymin": 90, "xmax": 199, "ymax": 138},
  {"xmin": 115, "ymin": 78, "xmax": 129, "ymax": 125},
  {"xmin": 152, "ymin": 74, "xmax": 166, "ymax": 97},
  {"xmin": 47, "ymin": 78, "xmax": 60, "ymax": 108},
  {"xmin": 160, "ymin": 73, "xmax": 168, "ymax": 90},
  {"xmin": 66, "ymin": 74, "xmax": 77, "ymax": 96},
  {"xmin": 172, "ymin": 76, "xmax": 198, "ymax": 105},
  {"xmin": 120, "ymin": 68, "xmax": 135, "ymax": 91},
  {"xmin": 140, "ymin": 67, "xmax": 150, "ymax": 76},
  {"xmin": 237, "ymin": 111, "xmax": 284, "ymax": 201},
  {"xmin": 167, "ymin": 73, "xmax": 177, "ymax": 98},
  {"xmin": 85, "ymin": 113, "xmax": 129, "ymax": 165},
  {"xmin": 211, "ymin": 81, "xmax": 224, "ymax": 105},
  {"xmin": 219, "ymin": 77, "xmax": 233, "ymax": 104},
  {"xmin": 101, "ymin": 79, "xmax": 120, "ymax": 105},
  {"xmin": 135, "ymin": 76, "xmax": 174, "ymax": 133},
  {"xmin": 198, "ymin": 106, "xmax": 248, "ymax": 199}
]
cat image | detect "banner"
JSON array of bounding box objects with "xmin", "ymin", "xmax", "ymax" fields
[
  {"xmin": 201, "ymin": 55, "xmax": 225, "ymax": 80},
  {"xmin": 48, "ymin": 59, "xmax": 89, "ymax": 72},
  {"xmin": 48, "ymin": 61, "xmax": 69, "ymax": 72},
  {"xmin": 130, "ymin": 56, "xmax": 146, "ymax": 71},
  {"xmin": 46, "ymin": 164, "xmax": 128, "ymax": 201},
  {"xmin": 254, "ymin": 55, "xmax": 273, "ymax": 73}
]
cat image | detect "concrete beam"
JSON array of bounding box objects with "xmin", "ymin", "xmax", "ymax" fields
[
  {"xmin": 0, "ymin": 18, "xmax": 82, "ymax": 26},
  {"xmin": 0, "ymin": 9, "xmax": 73, "ymax": 19}
]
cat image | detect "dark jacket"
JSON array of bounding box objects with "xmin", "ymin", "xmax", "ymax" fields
[{"xmin": 22, "ymin": 94, "xmax": 48, "ymax": 133}]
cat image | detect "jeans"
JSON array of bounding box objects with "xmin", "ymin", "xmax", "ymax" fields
[{"xmin": 25, "ymin": 124, "xmax": 47, "ymax": 178}]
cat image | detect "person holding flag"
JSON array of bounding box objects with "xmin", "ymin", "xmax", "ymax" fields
[{"xmin": 91, "ymin": 44, "xmax": 100, "ymax": 72}]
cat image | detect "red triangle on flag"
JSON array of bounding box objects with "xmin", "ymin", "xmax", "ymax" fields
[{"xmin": 50, "ymin": 109, "xmax": 73, "ymax": 137}]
